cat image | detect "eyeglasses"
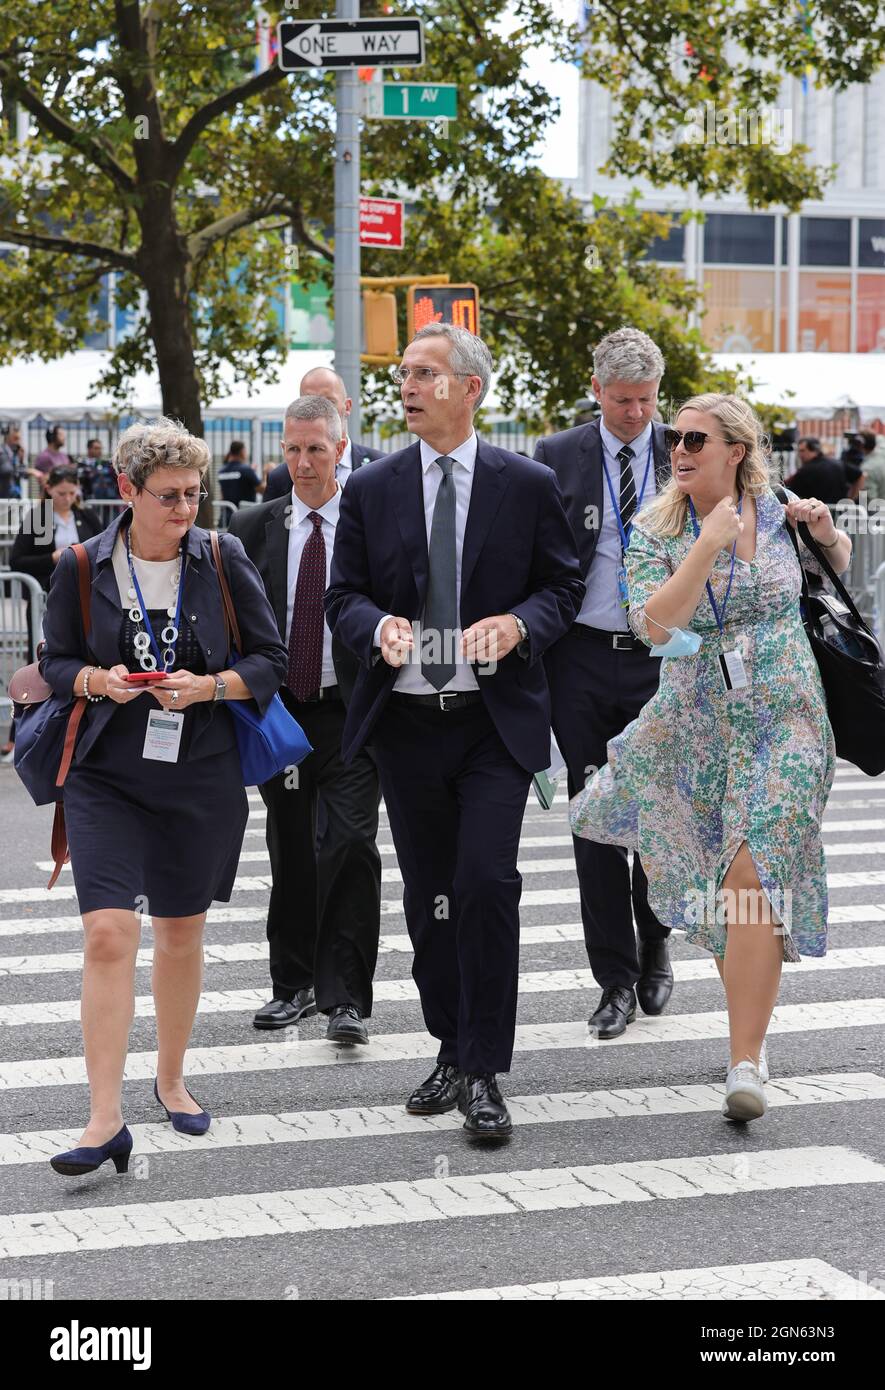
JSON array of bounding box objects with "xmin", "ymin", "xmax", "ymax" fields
[
  {"xmin": 389, "ymin": 366, "xmax": 471, "ymax": 386},
  {"xmin": 140, "ymin": 484, "xmax": 208, "ymax": 509},
  {"xmin": 664, "ymin": 428, "xmax": 734, "ymax": 454}
]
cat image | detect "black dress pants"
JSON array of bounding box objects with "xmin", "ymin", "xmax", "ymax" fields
[
  {"xmin": 546, "ymin": 626, "xmax": 669, "ymax": 990},
  {"xmin": 259, "ymin": 690, "xmax": 381, "ymax": 1015},
  {"xmin": 372, "ymin": 698, "xmax": 531, "ymax": 1076}
]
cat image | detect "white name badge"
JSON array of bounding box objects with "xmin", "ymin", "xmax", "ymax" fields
[
  {"xmin": 142, "ymin": 709, "xmax": 184, "ymax": 762},
  {"xmin": 719, "ymin": 647, "xmax": 749, "ymax": 692}
]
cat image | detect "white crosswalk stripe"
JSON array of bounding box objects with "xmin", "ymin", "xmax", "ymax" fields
[{"xmin": 2, "ymin": 767, "xmax": 885, "ymax": 1301}]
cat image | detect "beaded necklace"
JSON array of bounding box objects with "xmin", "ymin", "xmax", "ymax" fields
[{"xmin": 124, "ymin": 526, "xmax": 185, "ymax": 673}]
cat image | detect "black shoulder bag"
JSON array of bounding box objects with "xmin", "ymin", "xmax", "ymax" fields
[{"xmin": 776, "ymin": 487, "xmax": 885, "ymax": 775}]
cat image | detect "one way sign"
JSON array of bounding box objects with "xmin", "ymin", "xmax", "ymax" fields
[{"xmin": 278, "ymin": 19, "xmax": 425, "ymax": 71}]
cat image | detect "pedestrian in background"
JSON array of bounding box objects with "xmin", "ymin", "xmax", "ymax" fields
[
  {"xmin": 538, "ymin": 326, "xmax": 674, "ymax": 1040},
  {"xmin": 0, "ymin": 425, "xmax": 28, "ymax": 499},
  {"xmin": 37, "ymin": 418, "xmax": 287, "ymax": 1178},
  {"xmin": 784, "ymin": 437, "xmax": 847, "ymax": 504},
  {"xmin": 33, "ymin": 424, "xmax": 72, "ymax": 484},
  {"xmin": 10, "ymin": 465, "xmax": 103, "ymax": 591},
  {"xmin": 217, "ymin": 440, "xmax": 264, "ymax": 507},
  {"xmin": 570, "ymin": 393, "xmax": 852, "ymax": 1122}
]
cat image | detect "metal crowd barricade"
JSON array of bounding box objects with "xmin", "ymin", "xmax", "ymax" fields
[
  {"xmin": 827, "ymin": 505, "xmax": 885, "ymax": 629},
  {"xmin": 213, "ymin": 500, "xmax": 236, "ymax": 530},
  {"xmin": 0, "ymin": 500, "xmax": 33, "ymax": 571},
  {"xmin": 0, "ymin": 571, "xmax": 45, "ymax": 725}
]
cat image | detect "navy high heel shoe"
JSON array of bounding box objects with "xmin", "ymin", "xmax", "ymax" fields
[
  {"xmin": 50, "ymin": 1125, "xmax": 132, "ymax": 1176},
  {"xmin": 154, "ymin": 1079, "xmax": 211, "ymax": 1135}
]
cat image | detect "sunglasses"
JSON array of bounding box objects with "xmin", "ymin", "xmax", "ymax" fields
[{"xmin": 664, "ymin": 428, "xmax": 736, "ymax": 454}]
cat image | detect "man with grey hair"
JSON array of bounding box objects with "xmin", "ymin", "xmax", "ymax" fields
[
  {"xmin": 263, "ymin": 365, "xmax": 383, "ymax": 501},
  {"xmin": 229, "ymin": 395, "xmax": 382, "ymax": 1045},
  {"xmin": 537, "ymin": 326, "xmax": 675, "ymax": 1038},
  {"xmin": 327, "ymin": 324, "xmax": 584, "ymax": 1139}
]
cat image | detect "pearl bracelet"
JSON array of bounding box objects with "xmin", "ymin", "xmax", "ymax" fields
[{"xmin": 82, "ymin": 666, "xmax": 106, "ymax": 703}]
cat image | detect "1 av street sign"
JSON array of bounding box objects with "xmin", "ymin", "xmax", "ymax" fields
[
  {"xmin": 359, "ymin": 198, "xmax": 405, "ymax": 250},
  {"xmin": 278, "ymin": 19, "xmax": 424, "ymax": 71},
  {"xmin": 362, "ymin": 83, "xmax": 458, "ymax": 121}
]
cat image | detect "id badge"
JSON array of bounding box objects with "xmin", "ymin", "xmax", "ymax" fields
[
  {"xmin": 142, "ymin": 709, "xmax": 184, "ymax": 762},
  {"xmin": 719, "ymin": 648, "xmax": 749, "ymax": 692},
  {"xmin": 616, "ymin": 562, "xmax": 630, "ymax": 608}
]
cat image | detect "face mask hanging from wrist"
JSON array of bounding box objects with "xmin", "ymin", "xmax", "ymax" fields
[{"xmin": 649, "ymin": 624, "xmax": 702, "ymax": 658}]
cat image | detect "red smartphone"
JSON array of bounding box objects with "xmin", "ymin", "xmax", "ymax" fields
[{"xmin": 125, "ymin": 672, "xmax": 169, "ymax": 685}]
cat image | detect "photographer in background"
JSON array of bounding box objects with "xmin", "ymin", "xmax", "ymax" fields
[
  {"xmin": 0, "ymin": 425, "xmax": 28, "ymax": 499},
  {"xmin": 784, "ymin": 436, "xmax": 847, "ymax": 504}
]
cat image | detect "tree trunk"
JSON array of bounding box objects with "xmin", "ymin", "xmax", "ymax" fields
[{"xmin": 137, "ymin": 201, "xmax": 214, "ymax": 528}]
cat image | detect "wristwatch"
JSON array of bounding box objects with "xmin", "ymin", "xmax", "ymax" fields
[
  {"xmin": 509, "ymin": 614, "xmax": 528, "ymax": 643},
  {"xmin": 212, "ymin": 675, "xmax": 228, "ymax": 702}
]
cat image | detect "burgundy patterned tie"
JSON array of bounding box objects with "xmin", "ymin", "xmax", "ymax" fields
[{"xmin": 287, "ymin": 512, "xmax": 326, "ymax": 700}]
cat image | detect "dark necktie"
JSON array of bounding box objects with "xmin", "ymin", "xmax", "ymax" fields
[
  {"xmin": 617, "ymin": 445, "xmax": 637, "ymax": 536},
  {"xmin": 422, "ymin": 456, "xmax": 457, "ymax": 691},
  {"xmin": 287, "ymin": 511, "xmax": 325, "ymax": 700}
]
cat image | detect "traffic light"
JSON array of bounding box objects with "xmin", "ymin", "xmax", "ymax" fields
[
  {"xmin": 407, "ymin": 283, "xmax": 479, "ymax": 338},
  {"xmin": 362, "ymin": 291, "xmax": 398, "ymax": 358}
]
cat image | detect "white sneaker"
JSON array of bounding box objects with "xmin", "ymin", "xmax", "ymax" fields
[
  {"xmin": 722, "ymin": 1061, "xmax": 768, "ymax": 1121},
  {"xmin": 724, "ymin": 1040, "xmax": 769, "ymax": 1085}
]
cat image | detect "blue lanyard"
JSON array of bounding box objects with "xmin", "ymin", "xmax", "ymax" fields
[
  {"xmin": 126, "ymin": 528, "xmax": 185, "ymax": 671},
  {"xmin": 687, "ymin": 496, "xmax": 743, "ymax": 634},
  {"xmin": 601, "ymin": 436, "xmax": 655, "ymax": 552}
]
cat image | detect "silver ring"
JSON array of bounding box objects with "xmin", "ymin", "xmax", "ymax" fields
[{"xmin": 171, "ymin": 690, "xmax": 179, "ymax": 705}]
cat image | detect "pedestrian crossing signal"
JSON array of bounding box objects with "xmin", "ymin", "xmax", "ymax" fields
[{"xmin": 407, "ymin": 284, "xmax": 479, "ymax": 338}]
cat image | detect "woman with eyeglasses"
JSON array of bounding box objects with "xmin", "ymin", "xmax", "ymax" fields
[
  {"xmin": 10, "ymin": 465, "xmax": 104, "ymax": 592},
  {"xmin": 36, "ymin": 419, "xmax": 287, "ymax": 1177},
  {"xmin": 570, "ymin": 393, "xmax": 851, "ymax": 1122}
]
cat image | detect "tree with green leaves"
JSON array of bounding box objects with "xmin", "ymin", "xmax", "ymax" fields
[{"xmin": 0, "ymin": 0, "xmax": 882, "ymax": 452}]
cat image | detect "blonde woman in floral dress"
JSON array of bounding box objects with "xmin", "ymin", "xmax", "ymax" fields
[{"xmin": 569, "ymin": 394, "xmax": 852, "ymax": 1122}]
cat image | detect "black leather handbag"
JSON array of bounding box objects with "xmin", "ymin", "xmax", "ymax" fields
[{"xmin": 777, "ymin": 489, "xmax": 885, "ymax": 775}]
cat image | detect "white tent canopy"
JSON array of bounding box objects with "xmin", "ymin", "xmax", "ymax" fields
[
  {"xmin": 714, "ymin": 352, "xmax": 885, "ymax": 421},
  {"xmin": 0, "ymin": 348, "xmax": 881, "ymax": 424}
]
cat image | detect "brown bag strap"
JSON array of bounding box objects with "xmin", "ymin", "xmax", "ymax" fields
[
  {"xmin": 72, "ymin": 542, "xmax": 92, "ymax": 637},
  {"xmin": 48, "ymin": 804, "xmax": 69, "ymax": 890},
  {"xmin": 210, "ymin": 529, "xmax": 242, "ymax": 654}
]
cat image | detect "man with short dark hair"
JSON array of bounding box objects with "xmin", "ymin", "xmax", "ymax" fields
[
  {"xmin": 0, "ymin": 425, "xmax": 27, "ymax": 499},
  {"xmin": 217, "ymin": 440, "xmax": 264, "ymax": 507},
  {"xmin": 785, "ymin": 437, "xmax": 847, "ymax": 503},
  {"xmin": 229, "ymin": 397, "xmax": 381, "ymax": 1045},
  {"xmin": 264, "ymin": 367, "xmax": 382, "ymax": 499}
]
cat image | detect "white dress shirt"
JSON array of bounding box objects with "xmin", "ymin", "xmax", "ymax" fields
[
  {"xmin": 53, "ymin": 512, "xmax": 79, "ymax": 551},
  {"xmin": 287, "ymin": 484, "xmax": 340, "ymax": 688},
  {"xmin": 577, "ymin": 420, "xmax": 657, "ymax": 632},
  {"xmin": 336, "ymin": 439, "xmax": 354, "ymax": 488},
  {"xmin": 374, "ymin": 432, "xmax": 480, "ymax": 694}
]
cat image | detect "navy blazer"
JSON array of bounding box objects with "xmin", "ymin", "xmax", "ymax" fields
[
  {"xmin": 263, "ymin": 440, "xmax": 384, "ymax": 503},
  {"xmin": 533, "ymin": 419, "xmax": 670, "ymax": 576},
  {"xmin": 325, "ymin": 439, "xmax": 585, "ymax": 773},
  {"xmin": 39, "ymin": 509, "xmax": 288, "ymax": 766}
]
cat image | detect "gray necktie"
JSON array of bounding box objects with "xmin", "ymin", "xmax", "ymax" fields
[{"xmin": 422, "ymin": 456, "xmax": 457, "ymax": 690}]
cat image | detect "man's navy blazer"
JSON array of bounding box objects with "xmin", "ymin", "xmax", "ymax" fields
[
  {"xmin": 324, "ymin": 438, "xmax": 585, "ymax": 773},
  {"xmin": 263, "ymin": 440, "xmax": 383, "ymax": 503},
  {"xmin": 39, "ymin": 508, "xmax": 288, "ymax": 766},
  {"xmin": 533, "ymin": 419, "xmax": 671, "ymax": 576}
]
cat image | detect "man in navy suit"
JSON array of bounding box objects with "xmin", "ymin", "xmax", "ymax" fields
[
  {"xmin": 536, "ymin": 327, "xmax": 674, "ymax": 1040},
  {"xmin": 326, "ymin": 324, "xmax": 583, "ymax": 1140},
  {"xmin": 264, "ymin": 366, "xmax": 382, "ymax": 501}
]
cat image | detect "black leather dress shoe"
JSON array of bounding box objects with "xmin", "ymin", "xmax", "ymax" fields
[
  {"xmin": 461, "ymin": 1074, "xmax": 512, "ymax": 1140},
  {"xmin": 406, "ymin": 1064, "xmax": 464, "ymax": 1114},
  {"xmin": 326, "ymin": 1004, "xmax": 369, "ymax": 1045},
  {"xmin": 252, "ymin": 988, "xmax": 317, "ymax": 1030},
  {"xmin": 637, "ymin": 940, "xmax": 674, "ymax": 1016},
  {"xmin": 589, "ymin": 986, "xmax": 637, "ymax": 1039}
]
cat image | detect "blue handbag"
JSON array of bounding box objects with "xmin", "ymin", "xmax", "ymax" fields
[{"xmin": 210, "ymin": 530, "xmax": 312, "ymax": 785}]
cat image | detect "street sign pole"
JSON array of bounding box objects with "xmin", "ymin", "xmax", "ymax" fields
[{"xmin": 334, "ymin": 0, "xmax": 362, "ymax": 441}]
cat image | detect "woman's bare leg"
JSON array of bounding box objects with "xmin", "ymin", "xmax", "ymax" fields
[
  {"xmin": 152, "ymin": 914, "xmax": 207, "ymax": 1114},
  {"xmin": 721, "ymin": 844, "xmax": 783, "ymax": 1070},
  {"xmin": 78, "ymin": 909, "xmax": 141, "ymax": 1146}
]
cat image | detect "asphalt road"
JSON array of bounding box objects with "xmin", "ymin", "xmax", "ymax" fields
[{"xmin": 0, "ymin": 760, "xmax": 884, "ymax": 1303}]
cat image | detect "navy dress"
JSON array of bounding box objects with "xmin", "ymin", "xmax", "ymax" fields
[
  {"xmin": 40, "ymin": 512, "xmax": 289, "ymax": 919},
  {"xmin": 63, "ymin": 608, "xmax": 248, "ymax": 917}
]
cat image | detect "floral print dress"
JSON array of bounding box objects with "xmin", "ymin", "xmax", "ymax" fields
[{"xmin": 569, "ymin": 487, "xmax": 836, "ymax": 962}]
